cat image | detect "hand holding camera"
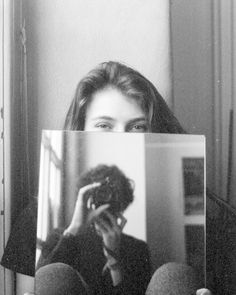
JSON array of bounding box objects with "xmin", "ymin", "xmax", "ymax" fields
[{"xmin": 64, "ymin": 182, "xmax": 110, "ymax": 236}]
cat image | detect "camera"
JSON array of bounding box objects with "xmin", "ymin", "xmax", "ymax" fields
[{"xmin": 86, "ymin": 177, "xmax": 121, "ymax": 214}]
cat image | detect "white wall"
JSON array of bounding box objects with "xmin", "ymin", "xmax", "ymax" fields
[
  {"xmin": 22, "ymin": 0, "xmax": 172, "ymax": 193},
  {"xmin": 145, "ymin": 134, "xmax": 205, "ymax": 270},
  {"xmin": 18, "ymin": 0, "xmax": 236, "ymax": 209},
  {"xmin": 82, "ymin": 132, "xmax": 146, "ymax": 241},
  {"xmin": 37, "ymin": 132, "xmax": 147, "ymax": 242},
  {"xmin": 1, "ymin": 0, "xmax": 14, "ymax": 294},
  {"xmin": 36, "ymin": 132, "xmax": 205, "ymax": 273},
  {"xmin": 22, "ymin": 0, "xmax": 227, "ymax": 201}
]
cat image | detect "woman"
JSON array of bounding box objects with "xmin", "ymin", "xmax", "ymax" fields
[
  {"xmin": 36, "ymin": 164, "xmax": 151, "ymax": 294},
  {"xmin": 1, "ymin": 61, "xmax": 210, "ymax": 294},
  {"xmin": 64, "ymin": 61, "xmax": 185, "ymax": 134}
]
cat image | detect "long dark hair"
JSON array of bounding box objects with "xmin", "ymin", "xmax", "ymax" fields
[{"xmin": 64, "ymin": 61, "xmax": 185, "ymax": 133}]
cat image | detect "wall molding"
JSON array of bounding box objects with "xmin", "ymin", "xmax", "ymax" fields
[
  {"xmin": 0, "ymin": 0, "xmax": 15, "ymax": 294},
  {"xmin": 212, "ymin": 0, "xmax": 235, "ymax": 203}
]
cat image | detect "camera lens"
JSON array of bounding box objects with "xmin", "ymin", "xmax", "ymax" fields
[
  {"xmin": 86, "ymin": 178, "xmax": 121, "ymax": 214},
  {"xmin": 95, "ymin": 185, "xmax": 112, "ymax": 204}
]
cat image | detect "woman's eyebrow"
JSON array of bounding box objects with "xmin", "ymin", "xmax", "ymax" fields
[
  {"xmin": 127, "ymin": 117, "xmax": 148, "ymax": 124},
  {"xmin": 91, "ymin": 116, "xmax": 115, "ymax": 121}
]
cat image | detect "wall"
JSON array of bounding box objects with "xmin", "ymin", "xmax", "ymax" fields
[
  {"xmin": 211, "ymin": 0, "xmax": 236, "ymax": 205},
  {"xmin": 23, "ymin": 0, "xmax": 234, "ymax": 201},
  {"xmin": 36, "ymin": 132, "xmax": 205, "ymax": 273},
  {"xmin": 21, "ymin": 0, "xmax": 231, "ymax": 201},
  {"xmin": 82, "ymin": 132, "xmax": 146, "ymax": 241},
  {"xmin": 3, "ymin": 0, "xmax": 235, "ymax": 293},
  {"xmin": 22, "ymin": 0, "xmax": 172, "ymax": 195},
  {"xmin": 170, "ymin": 0, "xmax": 214, "ymax": 191},
  {"xmin": 171, "ymin": 0, "xmax": 236, "ymax": 203},
  {"xmin": 145, "ymin": 134, "xmax": 205, "ymax": 270},
  {"xmin": 1, "ymin": 0, "xmax": 15, "ymax": 294},
  {"xmin": 36, "ymin": 132, "xmax": 146, "ymax": 247}
]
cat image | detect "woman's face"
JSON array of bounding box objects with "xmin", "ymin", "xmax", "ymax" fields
[{"xmin": 84, "ymin": 87, "xmax": 150, "ymax": 133}]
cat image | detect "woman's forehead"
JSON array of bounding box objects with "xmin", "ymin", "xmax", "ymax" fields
[{"xmin": 86, "ymin": 87, "xmax": 146, "ymax": 120}]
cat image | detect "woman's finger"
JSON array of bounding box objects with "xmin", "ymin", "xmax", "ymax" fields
[
  {"xmin": 102, "ymin": 210, "xmax": 120, "ymax": 231},
  {"xmin": 117, "ymin": 213, "xmax": 127, "ymax": 229},
  {"xmin": 77, "ymin": 182, "xmax": 101, "ymax": 203},
  {"xmin": 89, "ymin": 204, "xmax": 110, "ymax": 221},
  {"xmin": 96, "ymin": 213, "xmax": 114, "ymax": 232},
  {"xmin": 95, "ymin": 218, "xmax": 110, "ymax": 233},
  {"xmin": 103, "ymin": 211, "xmax": 127, "ymax": 231}
]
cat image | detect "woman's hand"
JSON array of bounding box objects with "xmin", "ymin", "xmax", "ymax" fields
[
  {"xmin": 64, "ymin": 183, "xmax": 109, "ymax": 236},
  {"xmin": 95, "ymin": 211, "xmax": 126, "ymax": 257},
  {"xmin": 196, "ymin": 289, "xmax": 212, "ymax": 295},
  {"xmin": 95, "ymin": 211, "xmax": 126, "ymax": 286}
]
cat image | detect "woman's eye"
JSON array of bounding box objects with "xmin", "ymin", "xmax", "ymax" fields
[
  {"xmin": 129, "ymin": 124, "xmax": 148, "ymax": 132},
  {"xmin": 95, "ymin": 123, "xmax": 112, "ymax": 130}
]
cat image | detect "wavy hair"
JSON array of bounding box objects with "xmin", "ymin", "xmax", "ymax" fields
[
  {"xmin": 79, "ymin": 164, "xmax": 134, "ymax": 213},
  {"xmin": 64, "ymin": 61, "xmax": 185, "ymax": 133}
]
